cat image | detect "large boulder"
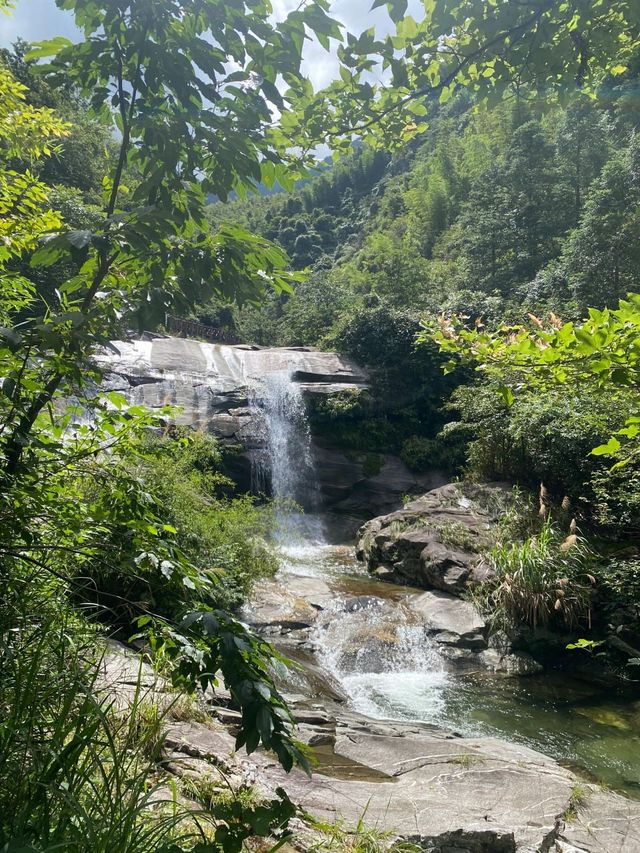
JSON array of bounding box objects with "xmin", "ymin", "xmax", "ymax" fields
[
  {"xmin": 412, "ymin": 589, "xmax": 488, "ymax": 649},
  {"xmin": 357, "ymin": 482, "xmax": 511, "ymax": 594}
]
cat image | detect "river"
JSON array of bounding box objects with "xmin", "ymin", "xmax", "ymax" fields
[{"xmin": 274, "ymin": 539, "xmax": 640, "ymax": 798}]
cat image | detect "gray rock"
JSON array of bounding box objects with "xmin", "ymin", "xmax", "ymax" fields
[
  {"xmin": 479, "ymin": 648, "xmax": 543, "ymax": 676},
  {"xmin": 97, "ymin": 643, "xmax": 640, "ymax": 852},
  {"xmin": 241, "ymin": 576, "xmax": 333, "ymax": 632},
  {"xmin": 357, "ymin": 482, "xmax": 511, "ymax": 593},
  {"xmin": 256, "ymin": 721, "xmax": 640, "ymax": 852},
  {"xmin": 95, "ymin": 339, "xmax": 368, "ymax": 437},
  {"xmin": 558, "ymin": 787, "xmax": 640, "ymax": 853},
  {"xmin": 411, "ymin": 590, "xmax": 488, "ymax": 649},
  {"xmin": 94, "ymin": 639, "xmax": 171, "ymax": 711}
]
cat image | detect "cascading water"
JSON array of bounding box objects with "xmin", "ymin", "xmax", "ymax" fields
[
  {"xmin": 246, "ymin": 368, "xmax": 449, "ymax": 719},
  {"xmin": 248, "ymin": 370, "xmax": 325, "ymax": 544},
  {"xmin": 314, "ymin": 589, "xmax": 448, "ymax": 721}
]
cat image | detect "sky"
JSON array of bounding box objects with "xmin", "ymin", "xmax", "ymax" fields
[{"xmin": 1, "ymin": 0, "xmax": 423, "ymax": 89}]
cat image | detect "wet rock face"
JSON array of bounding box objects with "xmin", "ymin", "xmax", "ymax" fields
[
  {"xmin": 96, "ymin": 336, "xmax": 367, "ymax": 437},
  {"xmin": 357, "ymin": 482, "xmax": 511, "ymax": 594},
  {"xmin": 95, "ymin": 335, "xmax": 439, "ymax": 529},
  {"xmin": 412, "ymin": 589, "xmax": 488, "ymax": 649}
]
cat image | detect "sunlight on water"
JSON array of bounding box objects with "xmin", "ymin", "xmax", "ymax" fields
[
  {"xmin": 314, "ymin": 592, "xmax": 449, "ymax": 721},
  {"xmin": 279, "ymin": 541, "xmax": 358, "ymax": 577}
]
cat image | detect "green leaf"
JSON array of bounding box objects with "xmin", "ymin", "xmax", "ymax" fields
[
  {"xmin": 591, "ymin": 437, "xmax": 621, "ymax": 456},
  {"xmin": 499, "ymin": 386, "xmax": 515, "ymax": 407},
  {"xmin": 66, "ymin": 230, "xmax": 92, "ymax": 250},
  {"xmin": 25, "ymin": 36, "xmax": 73, "ymax": 60}
]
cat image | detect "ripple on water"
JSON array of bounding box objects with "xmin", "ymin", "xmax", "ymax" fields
[{"xmin": 288, "ymin": 539, "xmax": 640, "ymax": 797}]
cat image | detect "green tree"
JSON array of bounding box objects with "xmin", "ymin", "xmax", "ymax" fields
[
  {"xmin": 504, "ymin": 119, "xmax": 569, "ymax": 283},
  {"xmin": 0, "ymin": 0, "xmax": 356, "ymax": 784},
  {"xmin": 1, "ymin": 39, "xmax": 114, "ymax": 196},
  {"xmin": 456, "ymin": 119, "xmax": 569, "ymax": 294},
  {"xmin": 456, "ymin": 162, "xmax": 514, "ymax": 293},
  {"xmin": 564, "ymin": 139, "xmax": 640, "ymax": 307},
  {"xmin": 554, "ymin": 97, "xmax": 610, "ymax": 225}
]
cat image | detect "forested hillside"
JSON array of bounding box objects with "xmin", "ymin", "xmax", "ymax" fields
[{"xmin": 204, "ymin": 67, "xmax": 640, "ymax": 527}]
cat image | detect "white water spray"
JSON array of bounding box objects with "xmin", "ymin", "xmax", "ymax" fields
[
  {"xmin": 249, "ymin": 370, "xmax": 325, "ymax": 544},
  {"xmin": 315, "ymin": 596, "xmax": 448, "ymax": 721}
]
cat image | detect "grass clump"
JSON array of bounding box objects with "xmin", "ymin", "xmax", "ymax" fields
[
  {"xmin": 449, "ymin": 753, "xmax": 486, "ymax": 768},
  {"xmin": 562, "ymin": 784, "xmax": 589, "ymax": 822},
  {"xmin": 0, "ymin": 617, "xmax": 212, "ymax": 852},
  {"xmin": 0, "ymin": 611, "xmax": 301, "ymax": 853},
  {"xmin": 477, "ymin": 518, "xmax": 596, "ymax": 631},
  {"xmin": 181, "ymin": 774, "xmax": 260, "ymax": 812},
  {"xmin": 432, "ymin": 520, "xmax": 479, "ymax": 553},
  {"xmin": 306, "ymin": 810, "xmax": 422, "ymax": 853}
]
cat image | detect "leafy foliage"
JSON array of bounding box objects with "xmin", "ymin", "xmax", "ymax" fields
[
  {"xmin": 0, "ymin": 5, "xmax": 358, "ymax": 836},
  {"xmin": 477, "ymin": 519, "xmax": 596, "ymax": 631},
  {"xmin": 282, "ymin": 0, "xmax": 640, "ymax": 154},
  {"xmin": 76, "ymin": 429, "xmax": 279, "ymax": 621},
  {"xmin": 0, "ymin": 615, "xmax": 299, "ymax": 852},
  {"xmin": 2, "ymin": 0, "xmax": 640, "ymax": 846}
]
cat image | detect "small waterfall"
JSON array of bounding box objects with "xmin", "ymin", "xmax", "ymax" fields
[
  {"xmin": 315, "ymin": 596, "xmax": 448, "ymax": 721},
  {"xmin": 249, "ymin": 370, "xmax": 324, "ymax": 544}
]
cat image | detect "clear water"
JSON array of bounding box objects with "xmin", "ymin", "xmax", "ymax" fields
[{"xmin": 281, "ymin": 541, "xmax": 640, "ymax": 797}]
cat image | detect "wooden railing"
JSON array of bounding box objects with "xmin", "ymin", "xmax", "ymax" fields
[{"xmin": 165, "ymin": 314, "xmax": 241, "ymax": 344}]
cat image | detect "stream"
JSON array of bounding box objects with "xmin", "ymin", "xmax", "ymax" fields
[
  {"xmin": 247, "ymin": 367, "xmax": 640, "ymax": 800},
  {"xmin": 277, "ymin": 539, "xmax": 640, "ymax": 799}
]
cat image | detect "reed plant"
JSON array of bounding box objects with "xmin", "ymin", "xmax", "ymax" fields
[{"xmin": 481, "ymin": 518, "xmax": 595, "ymax": 630}]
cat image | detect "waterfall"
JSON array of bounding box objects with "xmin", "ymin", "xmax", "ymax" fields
[{"xmin": 249, "ymin": 370, "xmax": 324, "ymax": 544}]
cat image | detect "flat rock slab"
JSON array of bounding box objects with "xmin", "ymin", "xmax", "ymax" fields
[
  {"xmin": 98, "ymin": 644, "xmax": 640, "ymax": 852},
  {"xmin": 256, "ymin": 725, "xmax": 640, "ymax": 852},
  {"xmin": 94, "ymin": 640, "xmax": 172, "ymax": 711},
  {"xmin": 242, "ymin": 576, "xmax": 334, "ymax": 631},
  {"xmin": 559, "ymin": 788, "xmax": 640, "ymax": 853}
]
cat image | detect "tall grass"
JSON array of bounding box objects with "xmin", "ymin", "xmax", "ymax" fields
[
  {"xmin": 482, "ymin": 519, "xmax": 595, "ymax": 630},
  {"xmin": 0, "ymin": 615, "xmax": 217, "ymax": 852}
]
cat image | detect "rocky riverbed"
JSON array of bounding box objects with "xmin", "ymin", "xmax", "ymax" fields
[{"xmin": 100, "ymin": 628, "xmax": 640, "ymax": 853}]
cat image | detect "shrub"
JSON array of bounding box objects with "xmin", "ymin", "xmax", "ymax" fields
[
  {"xmin": 400, "ymin": 435, "xmax": 458, "ymax": 472},
  {"xmin": 479, "ymin": 519, "xmax": 596, "ymax": 630},
  {"xmin": 446, "ymin": 383, "xmax": 628, "ymax": 513},
  {"xmin": 595, "ymin": 557, "xmax": 640, "ymax": 637},
  {"xmin": 76, "ymin": 429, "xmax": 279, "ymax": 624},
  {"xmin": 590, "ymin": 447, "xmax": 640, "ymax": 532}
]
